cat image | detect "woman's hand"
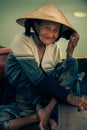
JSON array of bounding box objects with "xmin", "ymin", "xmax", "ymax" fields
[
  {"xmin": 37, "ymin": 108, "xmax": 50, "ymax": 130},
  {"xmin": 66, "ymin": 94, "xmax": 87, "ymax": 111},
  {"xmin": 66, "ymin": 32, "xmax": 80, "ymax": 58},
  {"xmin": 37, "ymin": 98, "xmax": 57, "ymax": 130},
  {"xmin": 38, "ymin": 108, "xmax": 59, "ymax": 130},
  {"xmin": 49, "ymin": 119, "xmax": 58, "ymax": 130}
]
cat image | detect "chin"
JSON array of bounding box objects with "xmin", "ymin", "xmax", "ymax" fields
[
  {"xmin": 44, "ymin": 43, "xmax": 52, "ymax": 45},
  {"xmin": 43, "ymin": 41, "xmax": 54, "ymax": 45}
]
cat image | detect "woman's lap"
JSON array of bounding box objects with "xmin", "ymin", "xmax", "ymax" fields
[{"xmin": 0, "ymin": 57, "xmax": 78, "ymax": 129}]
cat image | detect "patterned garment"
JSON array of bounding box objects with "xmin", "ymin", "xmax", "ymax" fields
[
  {"xmin": 0, "ymin": 33, "xmax": 78, "ymax": 130},
  {"xmin": 53, "ymin": 57, "xmax": 78, "ymax": 89},
  {"xmin": 0, "ymin": 57, "xmax": 78, "ymax": 130}
]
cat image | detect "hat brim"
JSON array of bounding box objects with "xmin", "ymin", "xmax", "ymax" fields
[
  {"xmin": 16, "ymin": 18, "xmax": 76, "ymax": 40},
  {"xmin": 16, "ymin": 3, "xmax": 77, "ymax": 39}
]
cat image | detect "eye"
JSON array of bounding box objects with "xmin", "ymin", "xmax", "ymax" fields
[
  {"xmin": 54, "ymin": 29, "xmax": 59, "ymax": 33},
  {"xmin": 44, "ymin": 26, "xmax": 50, "ymax": 31},
  {"xmin": 53, "ymin": 29, "xmax": 59, "ymax": 35}
]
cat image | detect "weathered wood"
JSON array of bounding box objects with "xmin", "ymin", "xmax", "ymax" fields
[{"xmin": 58, "ymin": 95, "xmax": 87, "ymax": 130}]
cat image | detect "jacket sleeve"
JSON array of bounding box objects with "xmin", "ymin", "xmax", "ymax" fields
[
  {"xmin": 9, "ymin": 35, "xmax": 69, "ymax": 102},
  {"xmin": 15, "ymin": 54, "xmax": 69, "ymax": 102}
]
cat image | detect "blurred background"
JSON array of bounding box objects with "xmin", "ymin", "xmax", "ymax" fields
[{"xmin": 0, "ymin": 0, "xmax": 87, "ymax": 58}]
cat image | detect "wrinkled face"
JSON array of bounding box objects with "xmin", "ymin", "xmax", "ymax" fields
[{"xmin": 35, "ymin": 20, "xmax": 60, "ymax": 45}]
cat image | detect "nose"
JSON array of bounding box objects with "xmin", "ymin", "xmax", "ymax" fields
[{"xmin": 47, "ymin": 31, "xmax": 54, "ymax": 38}]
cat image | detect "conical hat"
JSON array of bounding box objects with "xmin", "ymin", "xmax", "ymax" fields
[{"xmin": 16, "ymin": 3, "xmax": 76, "ymax": 34}]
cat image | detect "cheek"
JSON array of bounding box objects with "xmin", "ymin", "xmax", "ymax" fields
[
  {"xmin": 38, "ymin": 30, "xmax": 47, "ymax": 41},
  {"xmin": 39, "ymin": 29, "xmax": 46, "ymax": 35},
  {"xmin": 52, "ymin": 32, "xmax": 59, "ymax": 40},
  {"xmin": 55, "ymin": 33, "xmax": 59, "ymax": 38}
]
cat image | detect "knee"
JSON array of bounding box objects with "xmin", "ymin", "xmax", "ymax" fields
[{"xmin": 65, "ymin": 57, "xmax": 78, "ymax": 74}]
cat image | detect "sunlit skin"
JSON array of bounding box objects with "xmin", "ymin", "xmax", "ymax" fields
[
  {"xmin": 37, "ymin": 21, "xmax": 60, "ymax": 45},
  {"xmin": 33, "ymin": 21, "xmax": 60, "ymax": 61}
]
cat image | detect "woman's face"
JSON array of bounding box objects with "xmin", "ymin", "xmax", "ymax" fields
[{"xmin": 36, "ymin": 20, "xmax": 60, "ymax": 45}]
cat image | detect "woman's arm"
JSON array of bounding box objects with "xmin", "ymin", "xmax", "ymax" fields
[
  {"xmin": 37, "ymin": 98, "xmax": 57, "ymax": 130},
  {"xmin": 66, "ymin": 32, "xmax": 80, "ymax": 58},
  {"xmin": 9, "ymin": 114, "xmax": 39, "ymax": 130}
]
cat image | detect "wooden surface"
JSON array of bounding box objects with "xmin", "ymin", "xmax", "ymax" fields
[{"xmin": 58, "ymin": 95, "xmax": 87, "ymax": 130}]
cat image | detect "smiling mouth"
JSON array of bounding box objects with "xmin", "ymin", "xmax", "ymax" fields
[
  {"xmin": 45, "ymin": 37, "xmax": 55, "ymax": 40},
  {"xmin": 45, "ymin": 38, "xmax": 55, "ymax": 42}
]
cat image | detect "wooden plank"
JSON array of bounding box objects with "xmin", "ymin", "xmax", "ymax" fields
[{"xmin": 58, "ymin": 95, "xmax": 87, "ymax": 130}]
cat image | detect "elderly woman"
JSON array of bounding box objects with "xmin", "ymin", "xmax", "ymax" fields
[{"xmin": 0, "ymin": 3, "xmax": 87, "ymax": 130}]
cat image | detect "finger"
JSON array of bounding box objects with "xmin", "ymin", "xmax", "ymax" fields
[
  {"xmin": 39, "ymin": 125, "xmax": 46, "ymax": 130},
  {"xmin": 40, "ymin": 127, "xmax": 46, "ymax": 130},
  {"xmin": 83, "ymin": 103, "xmax": 87, "ymax": 110},
  {"xmin": 53, "ymin": 126, "xmax": 59, "ymax": 130},
  {"xmin": 81, "ymin": 97, "xmax": 87, "ymax": 110},
  {"xmin": 78, "ymin": 105, "xmax": 84, "ymax": 112},
  {"xmin": 51, "ymin": 126, "xmax": 58, "ymax": 130},
  {"xmin": 78, "ymin": 99, "xmax": 87, "ymax": 111},
  {"xmin": 70, "ymin": 33, "xmax": 79, "ymax": 44},
  {"xmin": 71, "ymin": 32, "xmax": 80, "ymax": 39}
]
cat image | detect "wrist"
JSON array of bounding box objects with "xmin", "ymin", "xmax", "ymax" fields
[
  {"xmin": 66, "ymin": 55, "xmax": 72, "ymax": 58},
  {"xmin": 66, "ymin": 93, "xmax": 79, "ymax": 107},
  {"xmin": 46, "ymin": 98, "xmax": 57, "ymax": 112},
  {"xmin": 66, "ymin": 51, "xmax": 73, "ymax": 58},
  {"xmin": 66, "ymin": 94, "xmax": 73, "ymax": 104}
]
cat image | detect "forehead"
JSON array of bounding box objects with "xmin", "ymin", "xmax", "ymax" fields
[{"xmin": 39, "ymin": 20, "xmax": 60, "ymax": 27}]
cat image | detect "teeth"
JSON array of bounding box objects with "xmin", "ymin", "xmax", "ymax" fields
[{"xmin": 72, "ymin": 37, "xmax": 76, "ymax": 40}]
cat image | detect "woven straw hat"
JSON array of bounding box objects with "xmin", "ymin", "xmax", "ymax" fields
[{"xmin": 16, "ymin": 3, "xmax": 76, "ymax": 39}]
